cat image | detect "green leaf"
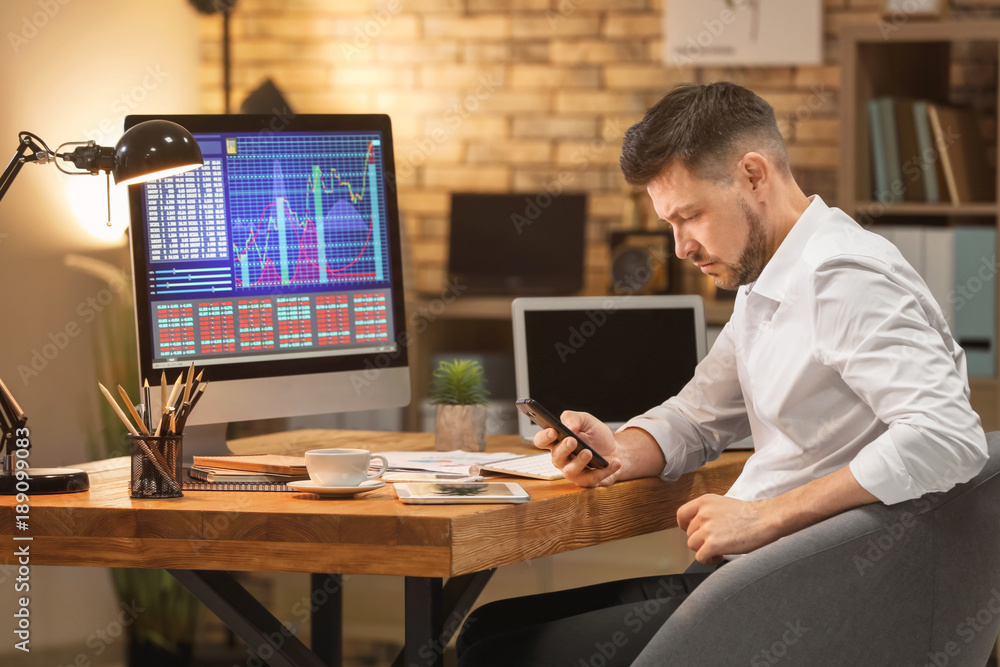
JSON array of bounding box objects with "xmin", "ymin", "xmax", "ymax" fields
[{"xmin": 429, "ymin": 359, "xmax": 490, "ymax": 405}]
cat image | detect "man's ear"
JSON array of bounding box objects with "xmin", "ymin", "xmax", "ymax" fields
[{"xmin": 738, "ymin": 152, "xmax": 770, "ymax": 203}]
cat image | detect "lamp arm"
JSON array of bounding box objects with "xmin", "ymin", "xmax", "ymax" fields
[
  {"xmin": 0, "ymin": 377, "xmax": 27, "ymax": 475},
  {"xmin": 0, "ymin": 132, "xmax": 54, "ymax": 204}
]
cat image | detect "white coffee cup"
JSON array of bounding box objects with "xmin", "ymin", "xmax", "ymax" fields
[{"xmin": 305, "ymin": 448, "xmax": 388, "ymax": 487}]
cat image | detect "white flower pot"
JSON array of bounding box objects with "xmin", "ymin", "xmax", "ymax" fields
[{"xmin": 434, "ymin": 404, "xmax": 488, "ymax": 451}]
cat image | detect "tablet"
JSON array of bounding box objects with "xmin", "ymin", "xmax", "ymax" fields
[{"xmin": 394, "ymin": 481, "xmax": 529, "ymax": 504}]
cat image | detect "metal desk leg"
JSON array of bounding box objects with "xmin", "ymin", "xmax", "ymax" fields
[
  {"xmin": 395, "ymin": 569, "xmax": 496, "ymax": 667},
  {"xmin": 310, "ymin": 573, "xmax": 343, "ymax": 667},
  {"xmin": 169, "ymin": 569, "xmax": 328, "ymax": 667}
]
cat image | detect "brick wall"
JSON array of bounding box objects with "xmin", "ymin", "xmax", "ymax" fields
[{"xmin": 196, "ymin": 0, "xmax": 998, "ymax": 295}]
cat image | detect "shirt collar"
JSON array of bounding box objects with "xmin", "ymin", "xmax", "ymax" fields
[{"xmin": 744, "ymin": 194, "xmax": 827, "ymax": 302}]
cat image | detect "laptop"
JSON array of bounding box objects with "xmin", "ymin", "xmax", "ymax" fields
[
  {"xmin": 512, "ymin": 295, "xmax": 708, "ymax": 441},
  {"xmin": 448, "ymin": 192, "xmax": 586, "ymax": 296}
]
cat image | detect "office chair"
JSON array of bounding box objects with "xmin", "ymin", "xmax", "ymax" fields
[{"xmin": 634, "ymin": 431, "xmax": 1000, "ymax": 666}]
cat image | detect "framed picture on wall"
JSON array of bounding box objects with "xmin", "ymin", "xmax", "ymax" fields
[{"xmin": 664, "ymin": 0, "xmax": 822, "ymax": 66}]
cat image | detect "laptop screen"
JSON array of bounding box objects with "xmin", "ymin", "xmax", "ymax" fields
[{"xmin": 512, "ymin": 296, "xmax": 706, "ymax": 439}]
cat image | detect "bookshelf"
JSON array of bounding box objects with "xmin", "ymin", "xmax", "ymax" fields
[{"xmin": 839, "ymin": 21, "xmax": 1000, "ymax": 430}]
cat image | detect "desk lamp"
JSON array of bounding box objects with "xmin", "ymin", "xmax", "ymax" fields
[{"xmin": 0, "ymin": 119, "xmax": 203, "ymax": 494}]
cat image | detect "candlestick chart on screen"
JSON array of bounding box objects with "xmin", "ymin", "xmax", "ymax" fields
[{"xmin": 226, "ymin": 133, "xmax": 389, "ymax": 292}]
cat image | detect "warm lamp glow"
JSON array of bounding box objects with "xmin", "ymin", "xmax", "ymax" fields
[{"xmin": 64, "ymin": 178, "xmax": 130, "ymax": 243}]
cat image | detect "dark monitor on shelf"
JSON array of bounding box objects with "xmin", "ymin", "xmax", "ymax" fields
[
  {"xmin": 125, "ymin": 114, "xmax": 410, "ymax": 454},
  {"xmin": 447, "ymin": 192, "xmax": 586, "ymax": 296}
]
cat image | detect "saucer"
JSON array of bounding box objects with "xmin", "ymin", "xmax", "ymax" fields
[{"xmin": 287, "ymin": 479, "xmax": 386, "ymax": 497}]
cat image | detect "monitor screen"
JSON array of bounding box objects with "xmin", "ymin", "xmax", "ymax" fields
[
  {"xmin": 512, "ymin": 296, "xmax": 706, "ymax": 438},
  {"xmin": 448, "ymin": 192, "xmax": 586, "ymax": 295},
  {"xmin": 125, "ymin": 114, "xmax": 410, "ymax": 438}
]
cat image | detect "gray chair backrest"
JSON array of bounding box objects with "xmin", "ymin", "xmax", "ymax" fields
[{"xmin": 634, "ymin": 432, "xmax": 1000, "ymax": 667}]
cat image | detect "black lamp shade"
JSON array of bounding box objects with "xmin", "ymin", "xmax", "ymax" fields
[{"xmin": 112, "ymin": 119, "xmax": 203, "ymax": 185}]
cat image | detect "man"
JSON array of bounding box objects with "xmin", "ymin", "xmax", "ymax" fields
[{"xmin": 455, "ymin": 82, "xmax": 988, "ymax": 666}]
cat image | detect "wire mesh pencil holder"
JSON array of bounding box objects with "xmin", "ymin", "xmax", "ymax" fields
[{"xmin": 129, "ymin": 434, "xmax": 183, "ymax": 498}]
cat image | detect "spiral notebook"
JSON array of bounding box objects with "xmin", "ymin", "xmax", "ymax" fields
[{"xmin": 181, "ymin": 469, "xmax": 297, "ymax": 492}]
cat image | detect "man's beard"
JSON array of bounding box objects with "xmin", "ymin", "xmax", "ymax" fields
[{"xmin": 713, "ymin": 195, "xmax": 769, "ymax": 290}]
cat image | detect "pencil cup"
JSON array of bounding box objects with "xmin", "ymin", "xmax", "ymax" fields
[{"xmin": 129, "ymin": 434, "xmax": 183, "ymax": 499}]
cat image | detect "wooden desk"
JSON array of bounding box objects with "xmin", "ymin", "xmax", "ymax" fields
[{"xmin": 0, "ymin": 430, "xmax": 749, "ymax": 667}]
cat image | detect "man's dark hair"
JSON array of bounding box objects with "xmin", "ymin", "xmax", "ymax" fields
[{"xmin": 619, "ymin": 82, "xmax": 789, "ymax": 187}]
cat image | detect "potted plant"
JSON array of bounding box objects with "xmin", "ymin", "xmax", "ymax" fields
[{"xmin": 430, "ymin": 359, "xmax": 490, "ymax": 451}]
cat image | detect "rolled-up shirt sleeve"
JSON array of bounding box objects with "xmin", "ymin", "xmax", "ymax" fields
[
  {"xmin": 619, "ymin": 321, "xmax": 752, "ymax": 481},
  {"xmin": 811, "ymin": 258, "xmax": 988, "ymax": 504}
]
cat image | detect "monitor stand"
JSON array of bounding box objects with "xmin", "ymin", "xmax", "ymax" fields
[{"xmin": 180, "ymin": 422, "xmax": 233, "ymax": 466}]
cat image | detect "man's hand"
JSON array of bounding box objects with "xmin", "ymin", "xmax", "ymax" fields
[
  {"xmin": 533, "ymin": 410, "xmax": 623, "ymax": 487},
  {"xmin": 677, "ymin": 494, "xmax": 781, "ymax": 564},
  {"xmin": 677, "ymin": 466, "xmax": 879, "ymax": 564}
]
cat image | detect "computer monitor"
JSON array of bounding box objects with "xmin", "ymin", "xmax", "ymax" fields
[
  {"xmin": 511, "ymin": 295, "xmax": 706, "ymax": 440},
  {"xmin": 124, "ymin": 114, "xmax": 410, "ymax": 454},
  {"xmin": 447, "ymin": 192, "xmax": 586, "ymax": 296}
]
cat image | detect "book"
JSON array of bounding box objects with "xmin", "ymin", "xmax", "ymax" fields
[
  {"xmin": 895, "ymin": 98, "xmax": 926, "ymax": 202},
  {"xmin": 927, "ymin": 104, "xmax": 996, "ymax": 205},
  {"xmin": 188, "ymin": 465, "xmax": 308, "ymax": 483},
  {"xmin": 954, "ymin": 227, "xmax": 997, "ymax": 377},
  {"xmin": 191, "ymin": 454, "xmax": 307, "ymax": 476},
  {"xmin": 181, "ymin": 469, "xmax": 297, "ymax": 492},
  {"xmin": 868, "ymin": 99, "xmax": 890, "ymax": 201},
  {"xmin": 912, "ymin": 100, "xmax": 944, "ymax": 203},
  {"xmin": 877, "ymin": 97, "xmax": 904, "ymax": 202}
]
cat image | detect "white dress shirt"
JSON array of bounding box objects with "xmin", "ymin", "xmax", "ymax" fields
[{"xmin": 621, "ymin": 195, "xmax": 988, "ymax": 505}]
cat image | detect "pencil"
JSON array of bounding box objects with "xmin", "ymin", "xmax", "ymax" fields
[
  {"xmin": 98, "ymin": 382, "xmax": 139, "ymax": 436},
  {"xmin": 166, "ymin": 373, "xmax": 184, "ymax": 412},
  {"xmin": 143, "ymin": 379, "xmax": 152, "ymax": 432},
  {"xmin": 189, "ymin": 380, "xmax": 208, "ymax": 411},
  {"xmin": 160, "ymin": 371, "xmax": 167, "ymax": 416},
  {"xmin": 182, "ymin": 362, "xmax": 195, "ymax": 407},
  {"xmin": 118, "ymin": 384, "xmax": 150, "ymax": 437}
]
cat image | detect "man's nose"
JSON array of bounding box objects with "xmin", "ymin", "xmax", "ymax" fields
[{"xmin": 673, "ymin": 228, "xmax": 698, "ymax": 260}]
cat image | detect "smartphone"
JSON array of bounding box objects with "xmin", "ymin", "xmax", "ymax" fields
[{"xmin": 515, "ymin": 398, "xmax": 609, "ymax": 469}]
